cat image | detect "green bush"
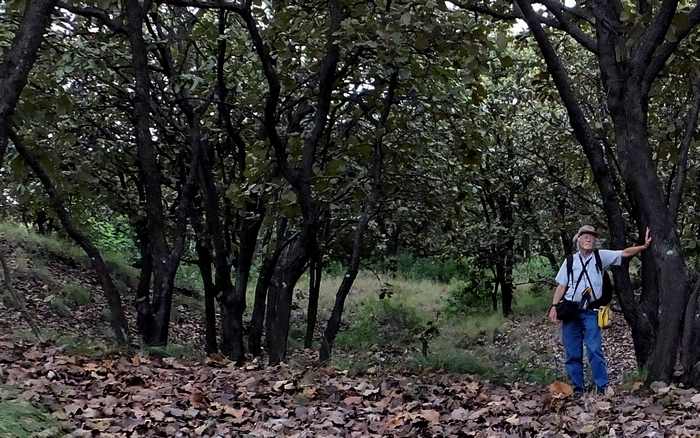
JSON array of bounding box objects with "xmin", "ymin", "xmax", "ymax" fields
[
  {"xmin": 443, "ymin": 270, "xmax": 493, "ymax": 315},
  {"xmin": 84, "ymin": 216, "xmax": 137, "ymax": 261},
  {"xmin": 48, "ymin": 296, "xmax": 72, "ymax": 317},
  {"xmin": 391, "ymin": 253, "xmax": 470, "ymax": 283},
  {"xmin": 514, "ymin": 256, "xmax": 555, "ymax": 284},
  {"xmin": 61, "ymin": 282, "xmax": 91, "ymax": 307},
  {"xmin": 336, "ymin": 297, "xmax": 425, "ymax": 349}
]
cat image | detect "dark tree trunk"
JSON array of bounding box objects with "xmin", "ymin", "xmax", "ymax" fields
[
  {"xmin": 606, "ymin": 90, "xmax": 689, "ymax": 381},
  {"xmin": 515, "ymin": 0, "xmax": 692, "ymax": 382},
  {"xmin": 0, "ymin": 0, "xmax": 56, "ymax": 167},
  {"xmin": 248, "ymin": 218, "xmax": 287, "ymax": 356},
  {"xmin": 126, "ymin": 0, "xmax": 172, "ymax": 346},
  {"xmin": 222, "ymin": 213, "xmax": 262, "ymax": 362},
  {"xmin": 126, "ymin": 0, "xmax": 199, "ymax": 345},
  {"xmin": 497, "ymin": 247, "xmax": 514, "ymax": 317},
  {"xmin": 682, "ymin": 279, "xmax": 700, "ymax": 386},
  {"xmin": 192, "ymin": 213, "xmax": 218, "ymax": 354},
  {"xmin": 266, "ymin": 238, "xmax": 309, "ymax": 364},
  {"xmin": 134, "ymin": 221, "xmax": 154, "ymax": 338},
  {"xmin": 11, "ymin": 132, "xmax": 129, "ymax": 345},
  {"xmin": 320, "ymin": 210, "xmax": 370, "ymax": 362},
  {"xmin": 305, "ymin": 258, "xmax": 323, "ymax": 348}
]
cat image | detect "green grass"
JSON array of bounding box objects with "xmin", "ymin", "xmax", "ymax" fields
[
  {"xmin": 0, "ymin": 222, "xmax": 139, "ymax": 289},
  {"xmin": 142, "ymin": 343, "xmax": 201, "ymax": 360},
  {"xmin": 410, "ymin": 348, "xmax": 497, "ymax": 376},
  {"xmin": 0, "ymin": 385, "xmax": 62, "ymax": 437},
  {"xmin": 513, "ymin": 284, "xmax": 551, "ymax": 315},
  {"xmin": 315, "ymin": 266, "xmax": 560, "ymax": 382}
]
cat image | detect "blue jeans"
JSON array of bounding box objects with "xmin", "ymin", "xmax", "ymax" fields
[{"xmin": 562, "ymin": 309, "xmax": 608, "ymax": 392}]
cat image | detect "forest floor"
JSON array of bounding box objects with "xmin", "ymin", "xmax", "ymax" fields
[{"xmin": 2, "ymin": 229, "xmax": 700, "ymax": 437}]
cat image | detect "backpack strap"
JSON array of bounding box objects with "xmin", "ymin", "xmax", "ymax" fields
[
  {"xmin": 593, "ymin": 249, "xmax": 602, "ymax": 273},
  {"xmin": 566, "ymin": 255, "xmax": 574, "ymax": 288}
]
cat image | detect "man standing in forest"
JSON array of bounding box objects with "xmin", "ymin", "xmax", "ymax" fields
[{"xmin": 548, "ymin": 225, "xmax": 652, "ymax": 395}]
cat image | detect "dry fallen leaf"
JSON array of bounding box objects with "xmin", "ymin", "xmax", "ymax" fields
[{"xmin": 548, "ymin": 381, "xmax": 574, "ymax": 399}]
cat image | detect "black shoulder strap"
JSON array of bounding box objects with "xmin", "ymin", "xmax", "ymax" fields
[
  {"xmin": 593, "ymin": 249, "xmax": 602, "ymax": 273},
  {"xmin": 566, "ymin": 255, "xmax": 574, "ymax": 287}
]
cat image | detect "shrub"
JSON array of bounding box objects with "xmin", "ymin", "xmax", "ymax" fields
[
  {"xmin": 443, "ymin": 272, "xmax": 493, "ymax": 315},
  {"xmin": 48, "ymin": 296, "xmax": 72, "ymax": 317},
  {"xmin": 514, "ymin": 256, "xmax": 555, "ymax": 284},
  {"xmin": 61, "ymin": 282, "xmax": 91, "ymax": 307},
  {"xmin": 336, "ymin": 297, "xmax": 425, "ymax": 349}
]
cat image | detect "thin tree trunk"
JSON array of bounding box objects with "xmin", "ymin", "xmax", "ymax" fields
[
  {"xmin": 192, "ymin": 212, "xmax": 218, "ymax": 354},
  {"xmin": 222, "ymin": 213, "xmax": 262, "ymax": 362},
  {"xmin": 134, "ymin": 221, "xmax": 153, "ymax": 338},
  {"xmin": 11, "ymin": 131, "xmax": 129, "ymax": 345},
  {"xmin": 320, "ymin": 210, "xmax": 370, "ymax": 362},
  {"xmin": 305, "ymin": 258, "xmax": 323, "ymax": 348}
]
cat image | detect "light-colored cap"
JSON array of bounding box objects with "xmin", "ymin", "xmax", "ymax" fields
[{"xmin": 572, "ymin": 225, "xmax": 600, "ymax": 246}]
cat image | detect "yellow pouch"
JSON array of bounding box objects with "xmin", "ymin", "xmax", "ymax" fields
[{"xmin": 597, "ymin": 305, "xmax": 612, "ymax": 329}]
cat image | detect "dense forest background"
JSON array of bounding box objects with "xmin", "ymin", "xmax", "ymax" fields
[{"xmin": 2, "ymin": 0, "xmax": 700, "ymax": 395}]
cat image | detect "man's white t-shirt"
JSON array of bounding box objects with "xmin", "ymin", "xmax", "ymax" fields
[{"xmin": 555, "ymin": 250, "xmax": 623, "ymax": 302}]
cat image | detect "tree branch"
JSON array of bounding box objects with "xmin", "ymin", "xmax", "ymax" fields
[
  {"xmin": 56, "ymin": 1, "xmax": 127, "ymax": 34},
  {"xmin": 451, "ymin": 0, "xmax": 597, "ymax": 52},
  {"xmin": 156, "ymin": 0, "xmax": 244, "ymax": 12},
  {"xmin": 632, "ymin": 0, "xmax": 680, "ymax": 79},
  {"xmin": 642, "ymin": 2, "xmax": 700, "ymax": 96},
  {"xmin": 668, "ymin": 74, "xmax": 700, "ymax": 223},
  {"xmin": 235, "ymin": 6, "xmax": 293, "ymax": 185},
  {"xmin": 540, "ymin": 0, "xmax": 597, "ymax": 52}
]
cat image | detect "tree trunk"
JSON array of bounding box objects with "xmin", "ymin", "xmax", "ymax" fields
[
  {"xmin": 0, "ymin": 0, "xmax": 56, "ymax": 167},
  {"xmin": 498, "ymin": 246, "xmax": 514, "ymax": 317},
  {"xmin": 134, "ymin": 221, "xmax": 154, "ymax": 339},
  {"xmin": 305, "ymin": 258, "xmax": 323, "ymax": 348},
  {"xmin": 266, "ymin": 237, "xmax": 308, "ymax": 365},
  {"xmin": 320, "ymin": 210, "xmax": 370, "ymax": 362},
  {"xmin": 11, "ymin": 131, "xmax": 129, "ymax": 345},
  {"xmin": 192, "ymin": 214, "xmax": 218, "ymax": 354},
  {"xmin": 222, "ymin": 213, "xmax": 262, "ymax": 362},
  {"xmin": 248, "ymin": 218, "xmax": 287, "ymax": 356},
  {"xmin": 607, "ymin": 86, "xmax": 690, "ymax": 382},
  {"xmin": 682, "ymin": 279, "xmax": 700, "ymax": 386}
]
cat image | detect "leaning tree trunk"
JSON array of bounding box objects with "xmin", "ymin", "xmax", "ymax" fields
[
  {"xmin": 514, "ymin": 0, "xmax": 657, "ymax": 374},
  {"xmin": 11, "ymin": 132, "xmax": 129, "ymax": 344},
  {"xmin": 0, "ymin": 0, "xmax": 56, "ymax": 166},
  {"xmin": 320, "ymin": 210, "xmax": 370, "ymax": 362}
]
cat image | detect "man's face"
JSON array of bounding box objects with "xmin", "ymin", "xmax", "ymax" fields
[{"xmin": 579, "ymin": 232, "xmax": 596, "ymax": 251}]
